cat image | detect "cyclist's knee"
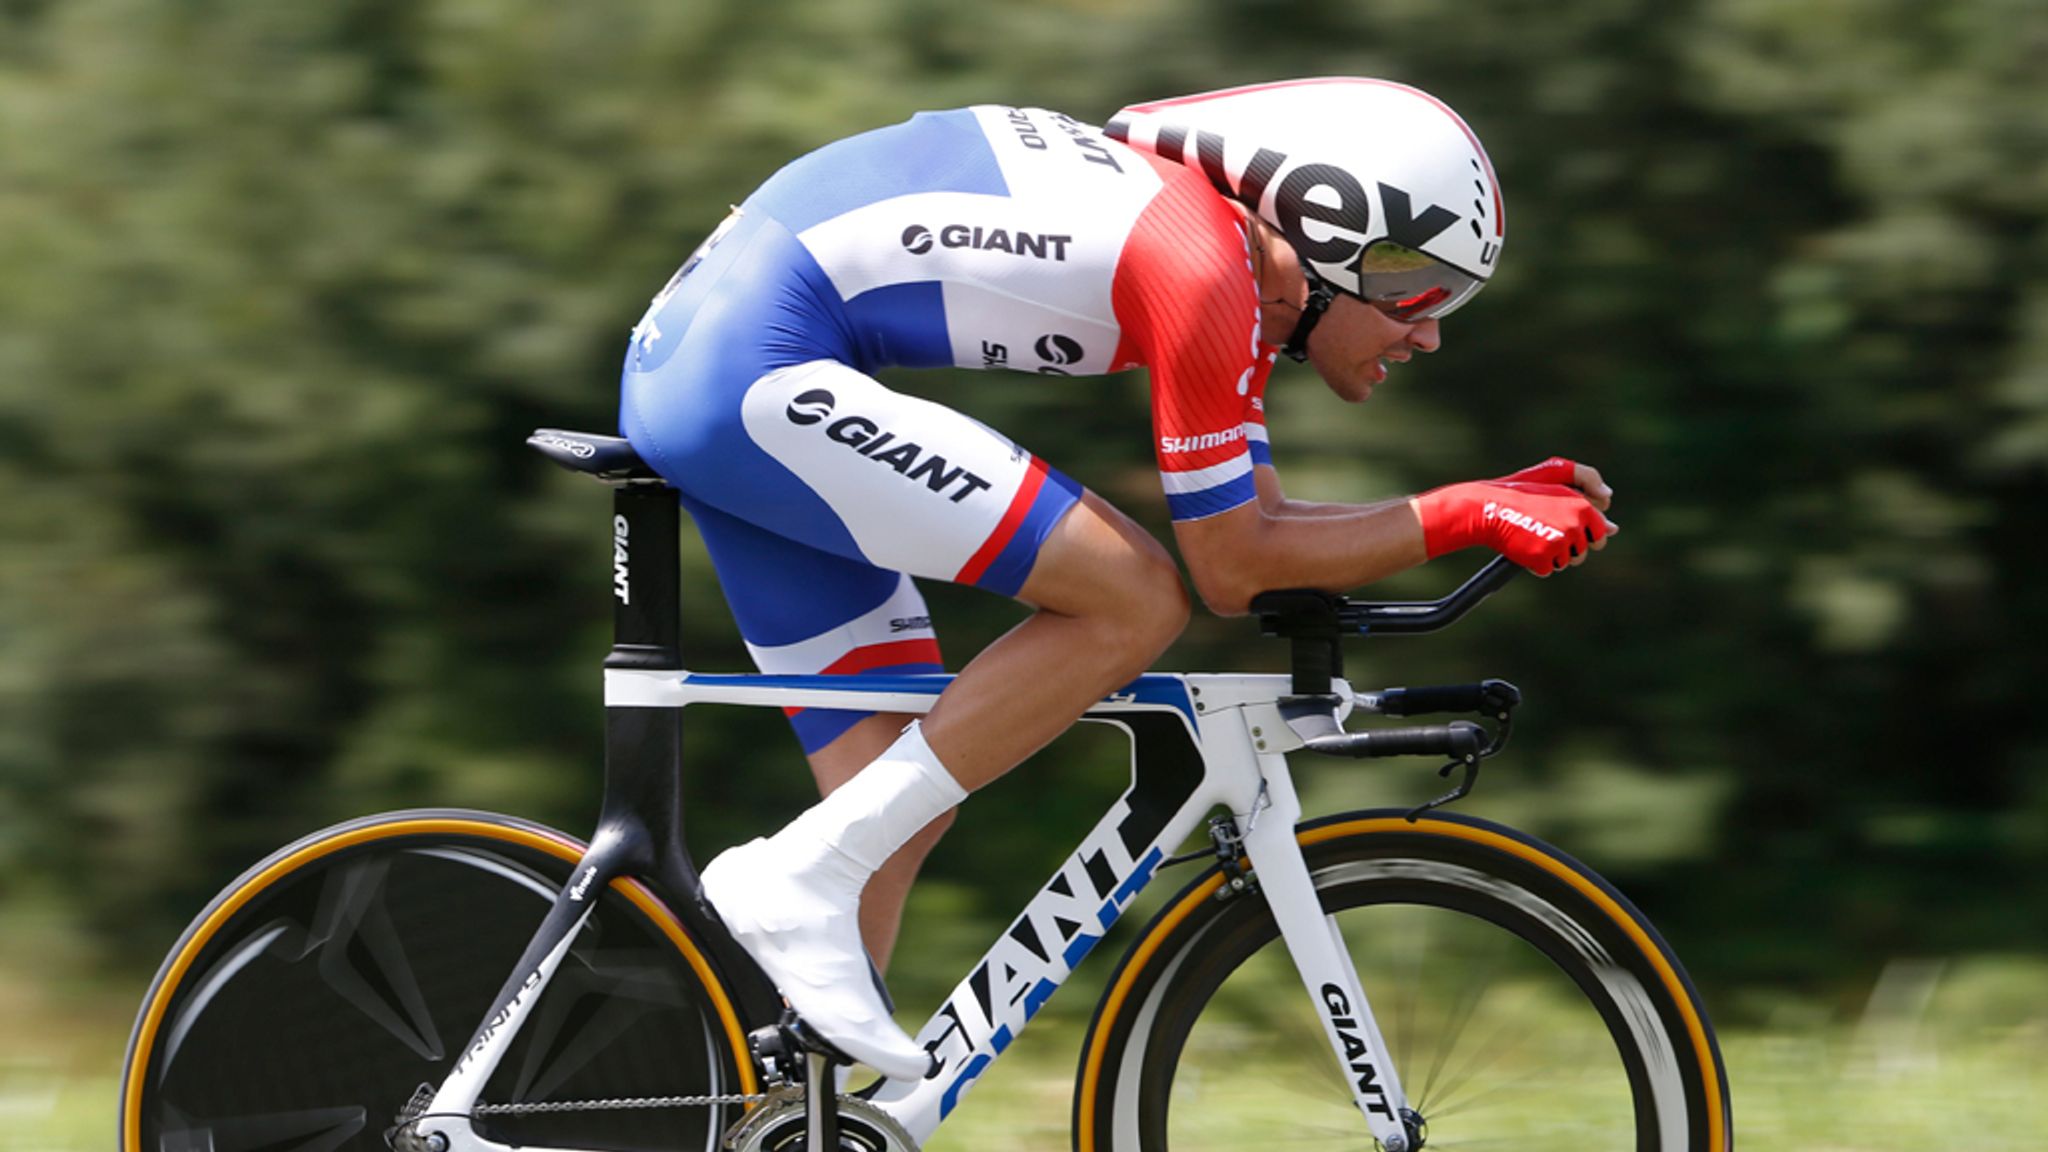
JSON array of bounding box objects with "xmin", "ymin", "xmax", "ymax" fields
[
  {"xmin": 1056, "ymin": 537, "xmax": 1187, "ymax": 678},
  {"xmin": 1024, "ymin": 493, "xmax": 1189, "ymax": 646},
  {"xmin": 1115, "ymin": 545, "xmax": 1192, "ymax": 654}
]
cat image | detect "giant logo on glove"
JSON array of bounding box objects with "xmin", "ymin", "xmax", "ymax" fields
[{"xmin": 1482, "ymin": 500, "xmax": 1566, "ymax": 543}]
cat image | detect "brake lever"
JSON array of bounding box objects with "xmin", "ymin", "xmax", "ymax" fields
[
  {"xmin": 1281, "ymin": 691, "xmax": 1513, "ymax": 821},
  {"xmin": 1404, "ymin": 757, "xmax": 1481, "ymax": 822},
  {"xmin": 1404, "ymin": 697, "xmax": 1510, "ymax": 820}
]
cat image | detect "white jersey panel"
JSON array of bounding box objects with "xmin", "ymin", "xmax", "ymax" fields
[
  {"xmin": 936, "ymin": 282, "xmax": 1125, "ymax": 377},
  {"xmin": 791, "ymin": 106, "xmax": 1161, "ymax": 377}
]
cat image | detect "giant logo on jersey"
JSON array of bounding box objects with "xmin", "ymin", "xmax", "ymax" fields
[
  {"xmin": 900, "ymin": 223, "xmax": 1074, "ymax": 262},
  {"xmin": 784, "ymin": 389, "xmax": 994, "ymax": 503}
]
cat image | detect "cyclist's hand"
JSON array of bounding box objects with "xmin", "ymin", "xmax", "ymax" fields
[
  {"xmin": 1492, "ymin": 457, "xmax": 1613, "ymax": 513},
  {"xmin": 1412, "ymin": 480, "xmax": 1618, "ymax": 575}
]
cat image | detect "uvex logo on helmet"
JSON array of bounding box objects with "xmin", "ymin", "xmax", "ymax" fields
[
  {"xmin": 1105, "ymin": 79, "xmax": 1504, "ymax": 309},
  {"xmin": 1111, "ymin": 125, "xmax": 1468, "ymax": 292}
]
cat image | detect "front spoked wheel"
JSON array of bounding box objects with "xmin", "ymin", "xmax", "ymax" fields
[
  {"xmin": 121, "ymin": 809, "xmax": 757, "ymax": 1152},
  {"xmin": 1077, "ymin": 811, "xmax": 1730, "ymax": 1151}
]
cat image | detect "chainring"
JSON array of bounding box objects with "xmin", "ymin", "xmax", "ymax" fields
[{"xmin": 722, "ymin": 1090, "xmax": 919, "ymax": 1152}]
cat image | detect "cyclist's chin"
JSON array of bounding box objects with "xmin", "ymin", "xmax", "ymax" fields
[
  {"xmin": 1317, "ymin": 357, "xmax": 1387, "ymax": 404},
  {"xmin": 1324, "ymin": 372, "xmax": 1376, "ymax": 404}
]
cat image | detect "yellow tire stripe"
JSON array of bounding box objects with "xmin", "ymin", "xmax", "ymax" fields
[
  {"xmin": 121, "ymin": 816, "xmax": 757, "ymax": 1151},
  {"xmin": 1077, "ymin": 818, "xmax": 1726, "ymax": 1152},
  {"xmin": 1075, "ymin": 869, "xmax": 1227, "ymax": 1148}
]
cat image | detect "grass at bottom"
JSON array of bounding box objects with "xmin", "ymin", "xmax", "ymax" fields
[
  {"xmin": 16, "ymin": 937, "xmax": 2048, "ymax": 1150},
  {"xmin": 1722, "ymin": 954, "xmax": 2048, "ymax": 1151},
  {"xmin": 0, "ymin": 917, "xmax": 132, "ymax": 1152},
  {"xmin": 930, "ymin": 954, "xmax": 2048, "ymax": 1152}
]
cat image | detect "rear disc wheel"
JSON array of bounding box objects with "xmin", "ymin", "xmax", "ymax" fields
[{"xmin": 121, "ymin": 810, "xmax": 754, "ymax": 1152}]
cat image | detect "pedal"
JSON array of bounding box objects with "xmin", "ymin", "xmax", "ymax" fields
[
  {"xmin": 745, "ymin": 1017, "xmax": 852, "ymax": 1149},
  {"xmin": 753, "ymin": 1012, "xmax": 866, "ymax": 1085}
]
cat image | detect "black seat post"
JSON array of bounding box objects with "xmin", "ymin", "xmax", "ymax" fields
[
  {"xmin": 607, "ymin": 480, "xmax": 683, "ymax": 671},
  {"xmin": 525, "ymin": 427, "xmax": 773, "ymax": 1010},
  {"xmin": 596, "ymin": 478, "xmax": 693, "ymax": 888}
]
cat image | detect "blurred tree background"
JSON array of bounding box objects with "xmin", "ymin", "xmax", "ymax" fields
[{"xmin": 3, "ymin": 0, "xmax": 2047, "ymax": 1140}]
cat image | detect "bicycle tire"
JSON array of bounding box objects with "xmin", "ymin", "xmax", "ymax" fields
[
  {"xmin": 1074, "ymin": 810, "xmax": 1730, "ymax": 1151},
  {"xmin": 120, "ymin": 809, "xmax": 758, "ymax": 1152}
]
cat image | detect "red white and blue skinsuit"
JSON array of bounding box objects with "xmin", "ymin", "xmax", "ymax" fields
[{"xmin": 620, "ymin": 105, "xmax": 1278, "ymax": 750}]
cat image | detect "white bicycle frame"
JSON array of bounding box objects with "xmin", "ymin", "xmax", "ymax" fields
[{"xmin": 424, "ymin": 665, "xmax": 1416, "ymax": 1152}]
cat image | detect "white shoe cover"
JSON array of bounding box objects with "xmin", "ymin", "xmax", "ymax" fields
[{"xmin": 701, "ymin": 835, "xmax": 934, "ymax": 1081}]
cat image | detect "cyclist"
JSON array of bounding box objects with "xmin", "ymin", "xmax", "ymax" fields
[{"xmin": 618, "ymin": 78, "xmax": 1615, "ymax": 1079}]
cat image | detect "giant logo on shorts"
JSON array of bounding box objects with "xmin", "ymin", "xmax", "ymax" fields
[
  {"xmin": 785, "ymin": 388, "xmax": 994, "ymax": 504},
  {"xmin": 786, "ymin": 389, "xmax": 836, "ymax": 426}
]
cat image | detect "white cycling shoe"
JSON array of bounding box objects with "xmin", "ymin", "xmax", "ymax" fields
[{"xmin": 700, "ymin": 834, "xmax": 936, "ymax": 1082}]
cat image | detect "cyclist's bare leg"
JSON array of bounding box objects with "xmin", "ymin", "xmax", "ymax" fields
[
  {"xmin": 700, "ymin": 491, "xmax": 1186, "ymax": 1077},
  {"xmin": 796, "ymin": 491, "xmax": 1180, "ymax": 968},
  {"xmin": 918, "ymin": 489, "xmax": 1190, "ymax": 787},
  {"xmin": 805, "ymin": 710, "xmax": 953, "ymax": 971}
]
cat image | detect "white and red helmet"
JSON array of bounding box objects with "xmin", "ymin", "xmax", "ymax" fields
[{"xmin": 1107, "ymin": 78, "xmax": 1504, "ymax": 321}]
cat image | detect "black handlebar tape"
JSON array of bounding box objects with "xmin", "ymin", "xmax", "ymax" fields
[
  {"xmin": 1310, "ymin": 721, "xmax": 1487, "ymax": 760},
  {"xmin": 1360, "ymin": 722, "xmax": 1486, "ymax": 759},
  {"xmin": 1379, "ymin": 679, "xmax": 1522, "ymax": 718},
  {"xmin": 1380, "ymin": 684, "xmax": 1486, "ymax": 717}
]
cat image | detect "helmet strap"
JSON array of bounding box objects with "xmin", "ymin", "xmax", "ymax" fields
[{"xmin": 1282, "ymin": 267, "xmax": 1338, "ymax": 363}]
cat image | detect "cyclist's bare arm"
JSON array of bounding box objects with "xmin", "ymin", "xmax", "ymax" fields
[
  {"xmin": 1253, "ymin": 463, "xmax": 1417, "ymax": 520},
  {"xmin": 1172, "ymin": 484, "xmax": 1428, "ymax": 617}
]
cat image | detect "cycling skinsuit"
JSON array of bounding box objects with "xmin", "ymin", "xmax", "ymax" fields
[{"xmin": 620, "ymin": 105, "xmax": 1278, "ymax": 751}]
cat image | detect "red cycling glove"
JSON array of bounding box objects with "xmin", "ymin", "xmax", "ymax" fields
[
  {"xmin": 1413, "ymin": 480, "xmax": 1613, "ymax": 574},
  {"xmin": 1492, "ymin": 457, "xmax": 1581, "ymax": 487}
]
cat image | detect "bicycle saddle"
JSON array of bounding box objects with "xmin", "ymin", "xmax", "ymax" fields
[{"xmin": 527, "ymin": 428, "xmax": 665, "ymax": 484}]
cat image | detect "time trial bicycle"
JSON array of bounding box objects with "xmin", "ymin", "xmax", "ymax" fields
[{"xmin": 121, "ymin": 428, "xmax": 1731, "ymax": 1152}]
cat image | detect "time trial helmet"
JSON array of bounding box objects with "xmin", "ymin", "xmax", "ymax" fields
[{"xmin": 1106, "ymin": 78, "xmax": 1504, "ymax": 322}]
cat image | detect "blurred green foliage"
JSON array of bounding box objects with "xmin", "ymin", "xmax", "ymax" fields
[{"xmin": 2, "ymin": 0, "xmax": 2045, "ymax": 1011}]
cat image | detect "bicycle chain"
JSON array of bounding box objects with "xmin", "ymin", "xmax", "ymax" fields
[{"xmin": 470, "ymin": 1092, "xmax": 769, "ymax": 1114}]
